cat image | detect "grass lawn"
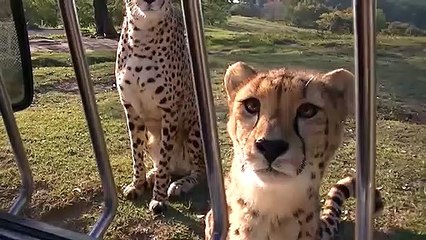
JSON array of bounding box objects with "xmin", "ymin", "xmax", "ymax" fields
[{"xmin": 1, "ymin": 16, "xmax": 425, "ymax": 239}]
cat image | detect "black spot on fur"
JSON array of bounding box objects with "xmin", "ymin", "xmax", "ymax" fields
[
  {"xmin": 305, "ymin": 212, "xmax": 313, "ymax": 222},
  {"xmin": 155, "ymin": 86, "xmax": 165, "ymax": 94},
  {"xmin": 334, "ymin": 184, "xmax": 350, "ymax": 199}
]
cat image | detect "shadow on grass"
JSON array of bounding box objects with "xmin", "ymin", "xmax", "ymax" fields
[
  {"xmin": 127, "ymin": 178, "xmax": 210, "ymax": 237},
  {"xmin": 339, "ymin": 221, "xmax": 426, "ymax": 240},
  {"xmin": 31, "ymin": 51, "xmax": 116, "ymax": 68},
  {"xmin": 34, "ymin": 77, "xmax": 116, "ymax": 95}
]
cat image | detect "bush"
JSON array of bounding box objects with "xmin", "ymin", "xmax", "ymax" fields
[
  {"xmin": 285, "ymin": 2, "xmax": 331, "ymax": 29},
  {"xmin": 316, "ymin": 8, "xmax": 387, "ymax": 34},
  {"xmin": 202, "ymin": 0, "xmax": 231, "ymax": 26},
  {"xmin": 316, "ymin": 8, "xmax": 352, "ymax": 33},
  {"xmin": 383, "ymin": 21, "xmax": 426, "ymax": 36},
  {"xmin": 230, "ymin": 3, "xmax": 261, "ymax": 18}
]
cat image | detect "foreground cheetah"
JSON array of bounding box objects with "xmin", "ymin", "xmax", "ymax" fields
[
  {"xmin": 205, "ymin": 62, "xmax": 384, "ymax": 239},
  {"xmin": 115, "ymin": 0, "xmax": 205, "ymax": 213}
]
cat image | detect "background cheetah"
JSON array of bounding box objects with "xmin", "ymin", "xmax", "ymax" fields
[
  {"xmin": 205, "ymin": 62, "xmax": 384, "ymax": 240},
  {"xmin": 115, "ymin": 0, "xmax": 205, "ymax": 214}
]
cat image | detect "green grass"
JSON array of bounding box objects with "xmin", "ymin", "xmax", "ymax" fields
[{"xmin": 1, "ymin": 16, "xmax": 425, "ymax": 239}]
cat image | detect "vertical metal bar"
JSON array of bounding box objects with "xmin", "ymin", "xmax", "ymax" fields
[
  {"xmin": 0, "ymin": 74, "xmax": 34, "ymax": 216},
  {"xmin": 353, "ymin": 1, "xmax": 377, "ymax": 240},
  {"xmin": 57, "ymin": 0, "xmax": 118, "ymax": 238},
  {"xmin": 181, "ymin": 1, "xmax": 228, "ymax": 240}
]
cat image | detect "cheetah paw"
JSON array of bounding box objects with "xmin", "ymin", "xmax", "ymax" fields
[
  {"xmin": 149, "ymin": 199, "xmax": 168, "ymax": 214},
  {"xmin": 167, "ymin": 182, "xmax": 184, "ymax": 197},
  {"xmin": 123, "ymin": 183, "xmax": 144, "ymax": 200}
]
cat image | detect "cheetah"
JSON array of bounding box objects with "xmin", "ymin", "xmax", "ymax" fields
[
  {"xmin": 115, "ymin": 0, "xmax": 205, "ymax": 214},
  {"xmin": 204, "ymin": 62, "xmax": 384, "ymax": 240}
]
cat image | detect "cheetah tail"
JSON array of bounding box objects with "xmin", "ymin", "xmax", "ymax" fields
[{"xmin": 319, "ymin": 176, "xmax": 384, "ymax": 240}]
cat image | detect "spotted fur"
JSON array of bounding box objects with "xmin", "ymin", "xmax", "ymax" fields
[
  {"xmin": 115, "ymin": 0, "xmax": 205, "ymax": 214},
  {"xmin": 204, "ymin": 62, "xmax": 384, "ymax": 240}
]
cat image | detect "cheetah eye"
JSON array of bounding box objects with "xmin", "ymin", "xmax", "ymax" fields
[
  {"xmin": 297, "ymin": 103, "xmax": 319, "ymax": 119},
  {"xmin": 242, "ymin": 98, "xmax": 260, "ymax": 115}
]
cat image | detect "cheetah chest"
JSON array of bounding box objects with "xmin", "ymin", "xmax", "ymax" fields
[
  {"xmin": 118, "ymin": 56, "xmax": 192, "ymax": 175},
  {"xmin": 229, "ymin": 214, "xmax": 300, "ymax": 240}
]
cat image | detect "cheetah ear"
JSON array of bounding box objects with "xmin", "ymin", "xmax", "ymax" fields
[
  {"xmin": 322, "ymin": 68, "xmax": 355, "ymax": 118},
  {"xmin": 224, "ymin": 61, "xmax": 257, "ymax": 101}
]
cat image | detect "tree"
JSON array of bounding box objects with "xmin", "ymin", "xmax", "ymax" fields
[
  {"xmin": 202, "ymin": 0, "xmax": 232, "ymax": 26},
  {"xmin": 93, "ymin": 0, "xmax": 118, "ymax": 39}
]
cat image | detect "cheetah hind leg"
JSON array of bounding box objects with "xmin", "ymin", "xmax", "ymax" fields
[
  {"xmin": 167, "ymin": 168, "xmax": 205, "ymax": 197},
  {"xmin": 167, "ymin": 129, "xmax": 205, "ymax": 197}
]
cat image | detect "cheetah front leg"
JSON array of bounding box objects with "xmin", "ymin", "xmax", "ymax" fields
[
  {"xmin": 122, "ymin": 103, "xmax": 148, "ymax": 200},
  {"xmin": 167, "ymin": 125, "xmax": 205, "ymax": 197},
  {"xmin": 148, "ymin": 112, "xmax": 177, "ymax": 214}
]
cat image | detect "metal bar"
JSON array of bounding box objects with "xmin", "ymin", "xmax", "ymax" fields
[
  {"xmin": 0, "ymin": 210, "xmax": 94, "ymax": 240},
  {"xmin": 353, "ymin": 1, "xmax": 377, "ymax": 240},
  {"xmin": 57, "ymin": 0, "xmax": 118, "ymax": 238},
  {"xmin": 180, "ymin": 1, "xmax": 228, "ymax": 240},
  {"xmin": 0, "ymin": 74, "xmax": 33, "ymax": 215}
]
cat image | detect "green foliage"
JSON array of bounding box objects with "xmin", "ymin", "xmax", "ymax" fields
[
  {"xmin": 229, "ymin": 3, "xmax": 262, "ymax": 18},
  {"xmin": 285, "ymin": 1, "xmax": 331, "ymax": 29},
  {"xmin": 376, "ymin": 8, "xmax": 387, "ymax": 32},
  {"xmin": 75, "ymin": 0, "xmax": 96, "ymax": 28},
  {"xmin": 202, "ymin": 0, "xmax": 232, "ymax": 26},
  {"xmin": 324, "ymin": 0, "xmax": 426, "ymax": 30},
  {"xmin": 23, "ymin": 0, "xmax": 60, "ymax": 27},
  {"xmin": 316, "ymin": 8, "xmax": 387, "ymax": 33},
  {"xmin": 107, "ymin": 0, "xmax": 125, "ymax": 26},
  {"xmin": 22, "ymin": 0, "xmax": 229, "ymax": 28}
]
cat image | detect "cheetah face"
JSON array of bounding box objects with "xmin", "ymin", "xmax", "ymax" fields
[
  {"xmin": 133, "ymin": 0, "xmax": 166, "ymax": 11},
  {"xmin": 126, "ymin": 0, "xmax": 169, "ymax": 23},
  {"xmin": 224, "ymin": 62, "xmax": 354, "ymax": 185}
]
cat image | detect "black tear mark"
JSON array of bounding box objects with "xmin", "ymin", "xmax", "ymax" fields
[{"xmin": 293, "ymin": 117, "xmax": 306, "ymax": 175}]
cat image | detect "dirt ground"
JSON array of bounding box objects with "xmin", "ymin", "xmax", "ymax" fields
[
  {"xmin": 28, "ymin": 29, "xmax": 117, "ymax": 53},
  {"xmin": 29, "ymin": 37, "xmax": 118, "ymax": 53}
]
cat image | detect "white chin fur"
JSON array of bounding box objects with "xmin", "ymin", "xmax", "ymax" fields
[
  {"xmin": 237, "ymin": 168, "xmax": 311, "ymax": 217},
  {"xmin": 271, "ymin": 162, "xmax": 298, "ymax": 177}
]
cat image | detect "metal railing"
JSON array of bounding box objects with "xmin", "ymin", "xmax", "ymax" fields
[
  {"xmin": 353, "ymin": 0, "xmax": 377, "ymax": 239},
  {"xmin": 181, "ymin": 1, "xmax": 228, "ymax": 240},
  {"xmin": 58, "ymin": 0, "xmax": 118, "ymax": 238},
  {"xmin": 0, "ymin": 0, "xmax": 378, "ymax": 239},
  {"xmin": 0, "ymin": 73, "xmax": 33, "ymax": 216}
]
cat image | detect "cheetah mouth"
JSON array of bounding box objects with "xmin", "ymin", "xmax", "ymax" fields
[
  {"xmin": 256, "ymin": 167, "xmax": 290, "ymax": 178},
  {"xmin": 143, "ymin": 1, "xmax": 165, "ymax": 11}
]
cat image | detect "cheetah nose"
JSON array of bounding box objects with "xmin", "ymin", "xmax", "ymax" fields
[
  {"xmin": 143, "ymin": 0, "xmax": 155, "ymax": 4},
  {"xmin": 255, "ymin": 138, "xmax": 289, "ymax": 164}
]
